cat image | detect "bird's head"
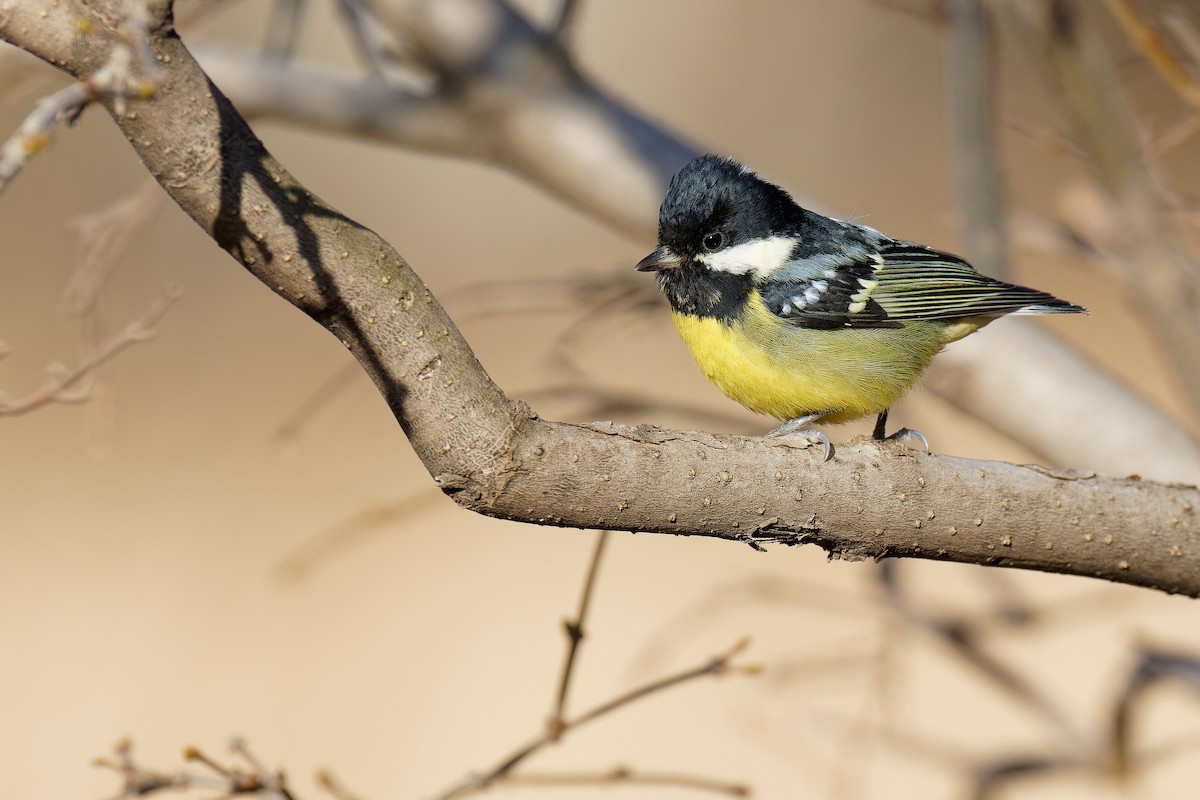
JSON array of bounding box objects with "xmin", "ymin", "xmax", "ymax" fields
[{"xmin": 636, "ymin": 155, "xmax": 802, "ymax": 281}]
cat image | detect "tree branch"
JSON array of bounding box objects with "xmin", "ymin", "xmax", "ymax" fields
[{"xmin": 4, "ymin": 0, "xmax": 1200, "ymax": 597}]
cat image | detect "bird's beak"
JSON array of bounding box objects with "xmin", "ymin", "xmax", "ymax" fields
[{"xmin": 635, "ymin": 245, "xmax": 684, "ymax": 272}]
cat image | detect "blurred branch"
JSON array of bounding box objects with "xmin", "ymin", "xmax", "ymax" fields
[
  {"xmin": 263, "ymin": 0, "xmax": 307, "ymax": 61},
  {"xmin": 878, "ymin": 562, "xmax": 1082, "ymax": 746},
  {"xmin": 432, "ymin": 534, "xmax": 751, "ymax": 799},
  {"xmin": 945, "ymin": 0, "xmax": 1009, "ymax": 279},
  {"xmin": 551, "ymin": 530, "xmax": 609, "ymax": 725},
  {"xmin": 1110, "ymin": 643, "xmax": 1200, "ymax": 773},
  {"xmin": 273, "ymin": 491, "xmax": 445, "ymax": 582},
  {"xmin": 433, "ymin": 637, "xmax": 756, "ymax": 800},
  {"xmin": 505, "ymin": 767, "xmax": 748, "ymax": 796},
  {"xmin": 1104, "ymin": 0, "xmax": 1200, "ymax": 112},
  {"xmin": 0, "ymin": 286, "xmax": 180, "ymax": 416},
  {"xmin": 0, "ymin": 0, "xmax": 164, "ymax": 194},
  {"xmin": 549, "ymin": 0, "xmax": 583, "ymax": 46},
  {"xmin": 1004, "ymin": 0, "xmax": 1200, "ymax": 413},
  {"xmin": 95, "ymin": 737, "xmax": 300, "ymax": 799}
]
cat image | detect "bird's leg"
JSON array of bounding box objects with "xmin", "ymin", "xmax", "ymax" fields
[
  {"xmin": 872, "ymin": 409, "xmax": 929, "ymax": 453},
  {"xmin": 872, "ymin": 410, "xmax": 889, "ymax": 440},
  {"xmin": 766, "ymin": 412, "xmax": 833, "ymax": 462}
]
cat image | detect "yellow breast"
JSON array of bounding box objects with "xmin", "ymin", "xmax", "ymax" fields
[{"xmin": 670, "ymin": 292, "xmax": 975, "ymax": 425}]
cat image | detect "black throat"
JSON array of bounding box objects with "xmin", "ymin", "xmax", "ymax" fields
[{"xmin": 657, "ymin": 264, "xmax": 753, "ymax": 324}]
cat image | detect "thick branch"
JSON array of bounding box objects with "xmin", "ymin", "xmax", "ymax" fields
[{"xmin": 4, "ymin": 1, "xmax": 1200, "ymax": 597}]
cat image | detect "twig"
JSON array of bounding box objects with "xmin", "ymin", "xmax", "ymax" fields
[
  {"xmin": 1163, "ymin": 8, "xmax": 1200, "ymax": 74},
  {"xmin": 1110, "ymin": 644, "xmax": 1200, "ymax": 773},
  {"xmin": 93, "ymin": 739, "xmax": 193, "ymax": 799},
  {"xmin": 273, "ymin": 491, "xmax": 446, "ymax": 582},
  {"xmin": 432, "ymin": 638, "xmax": 756, "ymax": 800},
  {"xmin": 1104, "ymin": 0, "xmax": 1200, "ymax": 111},
  {"xmin": 506, "ymin": 766, "xmax": 749, "ymax": 796},
  {"xmin": 335, "ymin": 0, "xmax": 398, "ymax": 80},
  {"xmin": 183, "ymin": 739, "xmax": 298, "ymax": 799},
  {"xmin": 550, "ymin": 0, "xmax": 583, "ymax": 46},
  {"xmin": 64, "ymin": 179, "xmax": 163, "ymax": 320},
  {"xmin": 316, "ymin": 769, "xmax": 362, "ymax": 800},
  {"xmin": 0, "ymin": 1, "xmax": 164, "ymax": 193},
  {"xmin": 263, "ymin": 0, "xmax": 307, "ymax": 61},
  {"xmin": 0, "ymin": 286, "xmax": 180, "ymax": 416},
  {"xmin": 271, "ymin": 361, "xmax": 361, "ymax": 444},
  {"xmin": 551, "ymin": 530, "xmax": 610, "ymax": 726},
  {"xmin": 877, "ymin": 563, "xmax": 1083, "ymax": 747}
]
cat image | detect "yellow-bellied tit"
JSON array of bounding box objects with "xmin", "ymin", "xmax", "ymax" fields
[{"xmin": 636, "ymin": 155, "xmax": 1085, "ymax": 460}]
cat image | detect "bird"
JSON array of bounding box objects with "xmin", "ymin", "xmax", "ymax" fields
[{"xmin": 635, "ymin": 155, "xmax": 1084, "ymax": 460}]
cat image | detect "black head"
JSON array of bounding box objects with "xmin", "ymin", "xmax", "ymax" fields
[
  {"xmin": 659, "ymin": 155, "xmax": 802, "ymax": 262},
  {"xmin": 635, "ymin": 156, "xmax": 806, "ymax": 319}
]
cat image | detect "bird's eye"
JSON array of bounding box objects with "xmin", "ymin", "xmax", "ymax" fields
[{"xmin": 701, "ymin": 232, "xmax": 725, "ymax": 251}]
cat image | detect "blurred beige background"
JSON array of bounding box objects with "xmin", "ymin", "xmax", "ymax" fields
[{"xmin": 3, "ymin": 1, "xmax": 1199, "ymax": 798}]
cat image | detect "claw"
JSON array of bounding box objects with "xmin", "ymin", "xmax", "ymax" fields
[
  {"xmin": 886, "ymin": 427, "xmax": 929, "ymax": 453},
  {"xmin": 766, "ymin": 415, "xmax": 833, "ymax": 461},
  {"xmin": 872, "ymin": 410, "xmax": 929, "ymax": 454}
]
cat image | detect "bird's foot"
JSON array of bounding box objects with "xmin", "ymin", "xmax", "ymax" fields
[
  {"xmin": 884, "ymin": 427, "xmax": 929, "ymax": 453},
  {"xmin": 766, "ymin": 415, "xmax": 833, "ymax": 462},
  {"xmin": 871, "ymin": 410, "xmax": 929, "ymax": 453}
]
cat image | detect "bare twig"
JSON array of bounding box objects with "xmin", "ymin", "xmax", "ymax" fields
[
  {"xmin": 878, "ymin": 563, "xmax": 1083, "ymax": 747},
  {"xmin": 273, "ymin": 491, "xmax": 445, "ymax": 582},
  {"xmin": 0, "ymin": 1, "xmax": 164, "ymax": 193},
  {"xmin": 334, "ymin": 0, "xmax": 417, "ymax": 84},
  {"xmin": 316, "ymin": 769, "xmax": 362, "ymax": 800},
  {"xmin": 549, "ymin": 0, "xmax": 583, "ymax": 46},
  {"xmin": 433, "ymin": 638, "xmax": 756, "ymax": 800},
  {"xmin": 0, "ymin": 286, "xmax": 180, "ymax": 416},
  {"xmin": 93, "ymin": 739, "xmax": 192, "ymax": 799},
  {"xmin": 1110, "ymin": 644, "xmax": 1200, "ymax": 773},
  {"xmin": 1012, "ymin": 0, "xmax": 1200, "ymax": 412},
  {"xmin": 1163, "ymin": 8, "xmax": 1200, "ymax": 73},
  {"xmin": 263, "ymin": 0, "xmax": 307, "ymax": 61},
  {"xmin": 551, "ymin": 530, "xmax": 609, "ymax": 726},
  {"xmin": 64, "ymin": 179, "xmax": 163, "ymax": 320},
  {"xmin": 1104, "ymin": 0, "xmax": 1200, "ymax": 111},
  {"xmin": 506, "ymin": 766, "xmax": 748, "ymax": 796},
  {"xmin": 271, "ymin": 361, "xmax": 362, "ymax": 444},
  {"xmin": 183, "ymin": 740, "xmax": 297, "ymax": 799}
]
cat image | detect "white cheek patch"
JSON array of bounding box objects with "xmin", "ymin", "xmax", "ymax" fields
[{"xmin": 695, "ymin": 236, "xmax": 796, "ymax": 277}]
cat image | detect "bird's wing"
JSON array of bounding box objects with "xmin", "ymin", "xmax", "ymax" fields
[{"xmin": 761, "ymin": 239, "xmax": 1082, "ymax": 330}]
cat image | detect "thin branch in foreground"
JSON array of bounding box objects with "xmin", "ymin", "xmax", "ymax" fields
[
  {"xmin": 0, "ymin": 286, "xmax": 180, "ymax": 417},
  {"xmin": 551, "ymin": 530, "xmax": 610, "ymax": 727}
]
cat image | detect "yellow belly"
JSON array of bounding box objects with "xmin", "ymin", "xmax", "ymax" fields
[{"xmin": 671, "ymin": 294, "xmax": 983, "ymax": 425}]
